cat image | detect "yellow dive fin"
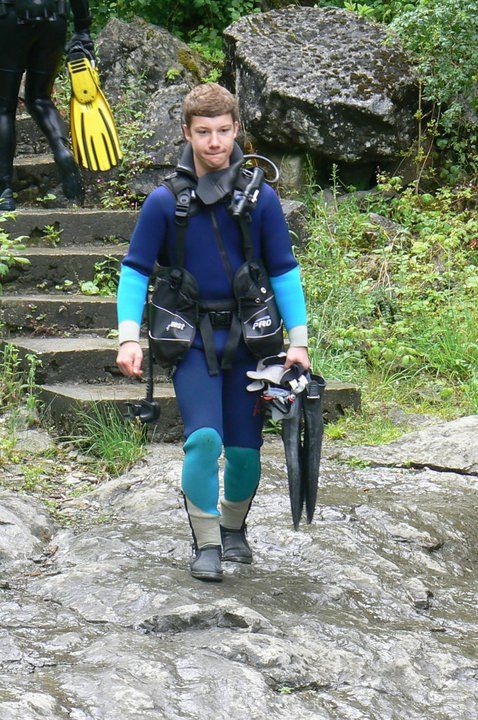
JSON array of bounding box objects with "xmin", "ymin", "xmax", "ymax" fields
[{"xmin": 67, "ymin": 56, "xmax": 122, "ymax": 172}]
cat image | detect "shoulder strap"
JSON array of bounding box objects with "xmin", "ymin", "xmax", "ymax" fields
[
  {"xmin": 230, "ymin": 166, "xmax": 266, "ymax": 263},
  {"xmin": 162, "ymin": 172, "xmax": 197, "ymax": 267}
]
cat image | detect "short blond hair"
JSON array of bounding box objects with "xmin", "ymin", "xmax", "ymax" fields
[{"xmin": 182, "ymin": 83, "xmax": 239, "ymax": 127}]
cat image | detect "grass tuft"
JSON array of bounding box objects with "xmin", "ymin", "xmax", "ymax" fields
[{"xmin": 72, "ymin": 403, "xmax": 147, "ymax": 476}]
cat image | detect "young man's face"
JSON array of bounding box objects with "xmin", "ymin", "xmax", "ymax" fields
[{"xmin": 183, "ymin": 113, "xmax": 239, "ymax": 176}]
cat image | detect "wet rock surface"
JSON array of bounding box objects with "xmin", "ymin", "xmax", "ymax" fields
[
  {"xmin": 1, "ymin": 435, "xmax": 477, "ymax": 719},
  {"xmin": 331, "ymin": 415, "xmax": 478, "ymax": 474},
  {"xmin": 224, "ymin": 6, "xmax": 418, "ymax": 163}
]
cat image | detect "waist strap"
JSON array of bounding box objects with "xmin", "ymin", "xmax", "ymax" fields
[
  {"xmin": 197, "ymin": 298, "xmax": 242, "ymax": 375},
  {"xmin": 199, "ymin": 298, "xmax": 236, "ymax": 328}
]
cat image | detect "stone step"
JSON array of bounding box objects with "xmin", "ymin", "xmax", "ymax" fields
[
  {"xmin": 11, "ymin": 150, "xmax": 121, "ymax": 208},
  {"xmin": 0, "ymin": 334, "xmax": 360, "ymax": 421},
  {"xmin": 40, "ymin": 381, "xmax": 182, "ymax": 440},
  {"xmin": 1, "ymin": 336, "xmax": 123, "ymax": 384},
  {"xmin": 39, "ymin": 379, "xmax": 360, "ymax": 438},
  {"xmin": 12, "ymin": 154, "xmax": 61, "ymax": 203},
  {"xmin": 0, "ymin": 293, "xmax": 116, "ymax": 333},
  {"xmin": 16, "ymin": 114, "xmax": 49, "ymax": 155},
  {"xmin": 5, "ymin": 245, "xmax": 127, "ymax": 290},
  {"xmin": 11, "ymin": 154, "xmax": 108, "ymax": 208},
  {"xmin": 0, "ymin": 336, "xmax": 171, "ymax": 384},
  {"xmin": 3, "ymin": 208, "xmax": 137, "ymax": 245}
]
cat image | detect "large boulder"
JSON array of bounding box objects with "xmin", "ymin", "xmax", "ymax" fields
[
  {"xmin": 95, "ymin": 18, "xmax": 211, "ymax": 195},
  {"xmin": 224, "ymin": 6, "xmax": 419, "ymax": 165},
  {"xmin": 96, "ymin": 18, "xmax": 208, "ymax": 102}
]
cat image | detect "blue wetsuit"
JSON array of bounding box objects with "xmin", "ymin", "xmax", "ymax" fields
[{"xmin": 117, "ymin": 161, "xmax": 307, "ymax": 546}]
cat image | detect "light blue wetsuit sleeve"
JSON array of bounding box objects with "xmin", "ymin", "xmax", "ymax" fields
[
  {"xmin": 117, "ymin": 266, "xmax": 149, "ymax": 343},
  {"xmin": 257, "ymin": 185, "xmax": 308, "ymax": 345},
  {"xmin": 116, "ymin": 187, "xmax": 172, "ymax": 344},
  {"xmin": 270, "ymin": 266, "xmax": 307, "ymax": 332}
]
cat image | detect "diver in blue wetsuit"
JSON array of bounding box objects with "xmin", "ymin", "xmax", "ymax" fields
[{"xmin": 116, "ymin": 83, "xmax": 310, "ymax": 582}]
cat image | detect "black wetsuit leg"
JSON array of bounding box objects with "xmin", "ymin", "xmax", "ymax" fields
[
  {"xmin": 0, "ymin": 9, "xmax": 83, "ymax": 201},
  {"xmin": 24, "ymin": 14, "xmax": 68, "ymax": 148},
  {"xmin": 0, "ymin": 67, "xmax": 22, "ymax": 191},
  {"xmin": 0, "ymin": 9, "xmax": 25, "ymax": 192}
]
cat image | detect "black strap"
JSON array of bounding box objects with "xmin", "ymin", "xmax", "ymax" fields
[
  {"xmin": 210, "ymin": 209, "xmax": 234, "ymax": 286},
  {"xmin": 163, "ymin": 173, "xmax": 197, "ymax": 267},
  {"xmin": 199, "ymin": 313, "xmax": 219, "ymax": 376},
  {"xmin": 236, "ymin": 215, "xmax": 255, "ymax": 263},
  {"xmin": 174, "ymin": 187, "xmax": 192, "ymax": 267},
  {"xmin": 146, "ymin": 335, "xmax": 155, "ymax": 404},
  {"xmin": 221, "ymin": 313, "xmax": 243, "ymax": 371}
]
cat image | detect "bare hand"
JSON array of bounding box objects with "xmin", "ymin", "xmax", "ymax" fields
[
  {"xmin": 116, "ymin": 341, "xmax": 143, "ymax": 378},
  {"xmin": 284, "ymin": 346, "xmax": 311, "ymax": 372}
]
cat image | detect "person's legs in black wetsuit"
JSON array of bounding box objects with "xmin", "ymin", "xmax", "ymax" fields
[
  {"xmin": 0, "ymin": 67, "xmax": 22, "ymax": 209},
  {"xmin": 25, "ymin": 15, "xmax": 83, "ymax": 201},
  {"xmin": 0, "ymin": 9, "xmax": 24, "ymax": 208},
  {"xmin": 0, "ymin": 8, "xmax": 83, "ymax": 209}
]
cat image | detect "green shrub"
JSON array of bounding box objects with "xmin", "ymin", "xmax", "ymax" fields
[
  {"xmin": 300, "ymin": 178, "xmax": 478, "ymax": 416},
  {"xmin": 316, "ymin": 1, "xmax": 419, "ymax": 23},
  {"xmin": 0, "ymin": 344, "xmax": 40, "ymax": 423},
  {"xmin": 90, "ymin": 0, "xmax": 261, "ymax": 38},
  {"xmin": 391, "ymin": 0, "xmax": 478, "ymax": 182},
  {"xmin": 0, "ymin": 217, "xmax": 30, "ymax": 282}
]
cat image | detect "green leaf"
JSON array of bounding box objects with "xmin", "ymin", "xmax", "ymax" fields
[{"xmin": 80, "ymin": 281, "xmax": 101, "ymax": 295}]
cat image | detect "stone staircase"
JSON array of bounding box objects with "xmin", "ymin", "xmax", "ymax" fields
[{"xmin": 1, "ymin": 113, "xmax": 361, "ymax": 438}]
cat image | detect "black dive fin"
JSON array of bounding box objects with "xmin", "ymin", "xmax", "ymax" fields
[
  {"xmin": 302, "ymin": 375, "xmax": 326, "ymax": 523},
  {"xmin": 281, "ymin": 392, "xmax": 304, "ymax": 529}
]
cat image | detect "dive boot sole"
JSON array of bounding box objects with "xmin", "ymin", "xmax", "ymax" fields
[
  {"xmin": 190, "ymin": 569, "xmax": 223, "ymax": 582},
  {"xmin": 222, "ymin": 554, "xmax": 252, "ymax": 564}
]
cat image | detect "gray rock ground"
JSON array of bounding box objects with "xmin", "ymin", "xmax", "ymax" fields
[
  {"xmin": 331, "ymin": 415, "xmax": 478, "ymax": 474},
  {"xmin": 1, "ymin": 431, "xmax": 477, "ymax": 719}
]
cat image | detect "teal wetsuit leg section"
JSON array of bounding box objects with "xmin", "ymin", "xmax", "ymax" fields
[
  {"xmin": 224, "ymin": 447, "xmax": 261, "ymax": 503},
  {"xmin": 117, "ymin": 265, "xmax": 149, "ymax": 326},
  {"xmin": 182, "ymin": 428, "xmax": 222, "ymax": 516},
  {"xmin": 270, "ymin": 266, "xmax": 307, "ymax": 332}
]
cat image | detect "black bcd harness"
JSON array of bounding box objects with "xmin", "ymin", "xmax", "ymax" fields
[
  {"xmin": 148, "ymin": 157, "xmax": 284, "ymax": 377},
  {"xmin": 1, "ymin": 1, "xmax": 69, "ymax": 21}
]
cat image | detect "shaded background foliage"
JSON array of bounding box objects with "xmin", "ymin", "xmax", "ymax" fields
[
  {"xmin": 90, "ymin": 0, "xmax": 262, "ymax": 39},
  {"xmin": 90, "ymin": 0, "xmax": 478, "ymax": 182}
]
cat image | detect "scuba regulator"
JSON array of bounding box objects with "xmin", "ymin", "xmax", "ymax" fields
[{"xmin": 229, "ymin": 155, "xmax": 280, "ymax": 219}]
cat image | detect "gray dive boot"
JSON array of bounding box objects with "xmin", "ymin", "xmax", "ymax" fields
[
  {"xmin": 190, "ymin": 545, "xmax": 223, "ymax": 581},
  {"xmin": 184, "ymin": 496, "xmax": 223, "ymax": 581},
  {"xmin": 0, "ymin": 188, "xmax": 15, "ymax": 212},
  {"xmin": 220, "ymin": 525, "xmax": 253, "ymax": 564}
]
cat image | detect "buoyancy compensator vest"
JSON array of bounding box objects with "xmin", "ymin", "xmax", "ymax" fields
[{"xmin": 148, "ymin": 142, "xmax": 284, "ymax": 376}]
